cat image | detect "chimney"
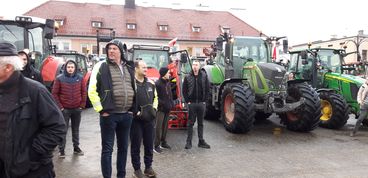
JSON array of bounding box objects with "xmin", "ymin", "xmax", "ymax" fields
[
  {"xmin": 125, "ymin": 0, "xmax": 135, "ymax": 8},
  {"xmin": 358, "ymin": 30, "xmax": 364, "ymax": 36}
]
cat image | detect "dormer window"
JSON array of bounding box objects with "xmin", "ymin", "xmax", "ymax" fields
[
  {"xmin": 92, "ymin": 21, "xmax": 102, "ymax": 28},
  {"xmin": 221, "ymin": 26, "xmax": 230, "ymax": 33},
  {"xmin": 55, "ymin": 19, "xmax": 64, "ymax": 27},
  {"xmin": 127, "ymin": 23, "xmax": 136, "ymax": 30},
  {"xmin": 159, "ymin": 25, "xmax": 168, "ymax": 31},
  {"xmin": 192, "ymin": 26, "xmax": 201, "ymax": 33}
]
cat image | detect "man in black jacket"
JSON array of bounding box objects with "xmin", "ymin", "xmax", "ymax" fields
[
  {"xmin": 182, "ymin": 60, "xmax": 211, "ymax": 149},
  {"xmin": 0, "ymin": 42, "xmax": 65, "ymax": 178},
  {"xmin": 154, "ymin": 67, "xmax": 174, "ymax": 153},
  {"xmin": 18, "ymin": 49, "xmax": 43, "ymax": 83},
  {"xmin": 130, "ymin": 60, "xmax": 157, "ymax": 178}
]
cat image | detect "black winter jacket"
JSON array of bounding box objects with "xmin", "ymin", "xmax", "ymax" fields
[
  {"xmin": 155, "ymin": 78, "xmax": 174, "ymax": 113},
  {"xmin": 182, "ymin": 69, "xmax": 210, "ymax": 103},
  {"xmin": 135, "ymin": 78, "xmax": 156, "ymax": 121},
  {"xmin": 0, "ymin": 73, "xmax": 65, "ymax": 178}
]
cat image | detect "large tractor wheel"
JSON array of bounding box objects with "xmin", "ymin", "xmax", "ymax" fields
[
  {"xmin": 318, "ymin": 91, "xmax": 349, "ymax": 129},
  {"xmin": 221, "ymin": 83, "xmax": 255, "ymax": 133},
  {"xmin": 279, "ymin": 82, "xmax": 321, "ymax": 132}
]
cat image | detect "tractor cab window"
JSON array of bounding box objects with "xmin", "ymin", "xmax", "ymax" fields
[
  {"xmin": 133, "ymin": 50, "xmax": 169, "ymax": 70},
  {"xmin": 317, "ymin": 50, "xmax": 341, "ymax": 73},
  {"xmin": 233, "ymin": 38, "xmax": 268, "ymax": 63}
]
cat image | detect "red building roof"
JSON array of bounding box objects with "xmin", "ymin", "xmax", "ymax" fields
[{"xmin": 25, "ymin": 1, "xmax": 261, "ymax": 41}]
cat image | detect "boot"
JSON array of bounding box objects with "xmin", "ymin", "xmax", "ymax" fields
[
  {"xmin": 198, "ymin": 139, "xmax": 210, "ymax": 149},
  {"xmin": 185, "ymin": 141, "xmax": 192, "ymax": 149}
]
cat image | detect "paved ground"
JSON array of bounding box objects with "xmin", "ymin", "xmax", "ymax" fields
[{"xmin": 54, "ymin": 108, "xmax": 368, "ymax": 178}]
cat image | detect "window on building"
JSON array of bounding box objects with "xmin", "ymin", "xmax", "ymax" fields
[
  {"xmin": 92, "ymin": 45, "xmax": 98, "ymax": 54},
  {"xmin": 127, "ymin": 23, "xmax": 136, "ymax": 30},
  {"xmin": 328, "ymin": 44, "xmax": 333, "ymax": 47},
  {"xmin": 62, "ymin": 42, "xmax": 70, "ymax": 50},
  {"xmin": 192, "ymin": 26, "xmax": 201, "ymax": 33},
  {"xmin": 363, "ymin": 50, "xmax": 367, "ymax": 62},
  {"xmin": 195, "ymin": 47, "xmax": 202, "ymax": 56},
  {"xmin": 92, "ymin": 21, "xmax": 102, "ymax": 28},
  {"xmin": 159, "ymin": 25, "xmax": 168, "ymax": 31},
  {"xmin": 55, "ymin": 19, "xmax": 64, "ymax": 27},
  {"xmin": 222, "ymin": 27, "xmax": 230, "ymax": 33},
  {"xmin": 102, "ymin": 47, "xmax": 106, "ymax": 54},
  {"xmin": 81, "ymin": 44, "xmax": 89, "ymax": 54}
]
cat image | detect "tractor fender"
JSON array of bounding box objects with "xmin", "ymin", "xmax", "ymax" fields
[
  {"xmin": 218, "ymin": 78, "xmax": 248, "ymax": 103},
  {"xmin": 287, "ymin": 79, "xmax": 309, "ymax": 85},
  {"xmin": 316, "ymin": 88, "xmax": 336, "ymax": 94}
]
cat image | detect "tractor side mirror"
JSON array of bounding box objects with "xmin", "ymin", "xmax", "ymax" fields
[
  {"xmin": 216, "ymin": 36, "xmax": 223, "ymax": 51},
  {"xmin": 283, "ymin": 39, "xmax": 288, "ymax": 53},
  {"xmin": 180, "ymin": 53, "xmax": 188, "ymax": 63},
  {"xmin": 44, "ymin": 19, "xmax": 55, "ymax": 39}
]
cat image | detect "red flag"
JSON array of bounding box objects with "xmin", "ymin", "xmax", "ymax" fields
[
  {"xmin": 272, "ymin": 46, "xmax": 277, "ymax": 61},
  {"xmin": 168, "ymin": 37, "xmax": 178, "ymax": 47}
]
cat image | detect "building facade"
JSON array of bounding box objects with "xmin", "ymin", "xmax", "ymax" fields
[{"xmin": 25, "ymin": 0, "xmax": 262, "ymax": 57}]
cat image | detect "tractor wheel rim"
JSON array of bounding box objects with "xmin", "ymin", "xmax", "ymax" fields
[
  {"xmin": 320, "ymin": 99, "xmax": 332, "ymax": 121},
  {"xmin": 286, "ymin": 112, "xmax": 299, "ymax": 121},
  {"xmin": 224, "ymin": 94, "xmax": 235, "ymax": 124}
]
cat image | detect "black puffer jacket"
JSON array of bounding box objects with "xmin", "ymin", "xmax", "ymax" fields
[
  {"xmin": 155, "ymin": 78, "xmax": 174, "ymax": 113},
  {"xmin": 182, "ymin": 69, "xmax": 210, "ymax": 103},
  {"xmin": 0, "ymin": 73, "xmax": 65, "ymax": 178}
]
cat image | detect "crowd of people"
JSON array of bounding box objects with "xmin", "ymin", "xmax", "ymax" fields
[
  {"xmin": 0, "ymin": 40, "xmax": 212, "ymax": 178},
  {"xmin": 2, "ymin": 38, "xmax": 368, "ymax": 178}
]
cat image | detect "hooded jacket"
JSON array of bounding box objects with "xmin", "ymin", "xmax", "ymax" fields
[
  {"xmin": 52, "ymin": 60, "xmax": 87, "ymax": 109},
  {"xmin": 18, "ymin": 50, "xmax": 43, "ymax": 84},
  {"xmin": 88, "ymin": 39, "xmax": 136, "ymax": 114}
]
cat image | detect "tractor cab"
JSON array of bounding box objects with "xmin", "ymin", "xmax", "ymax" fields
[{"xmin": 0, "ymin": 16, "xmax": 55, "ymax": 69}]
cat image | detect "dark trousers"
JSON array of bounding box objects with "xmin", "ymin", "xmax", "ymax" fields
[
  {"xmin": 100, "ymin": 113, "xmax": 132, "ymax": 178},
  {"xmin": 187, "ymin": 103, "xmax": 206, "ymax": 142},
  {"xmin": 59, "ymin": 108, "xmax": 82, "ymax": 151},
  {"xmin": 130, "ymin": 119, "xmax": 155, "ymax": 170},
  {"xmin": 154, "ymin": 111, "xmax": 169, "ymax": 147},
  {"xmin": 353, "ymin": 103, "xmax": 368, "ymax": 133}
]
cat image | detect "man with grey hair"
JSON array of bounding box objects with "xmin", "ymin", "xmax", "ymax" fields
[{"xmin": 0, "ymin": 42, "xmax": 66, "ymax": 178}]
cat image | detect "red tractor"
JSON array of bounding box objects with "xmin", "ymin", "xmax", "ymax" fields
[{"xmin": 129, "ymin": 44, "xmax": 191, "ymax": 128}]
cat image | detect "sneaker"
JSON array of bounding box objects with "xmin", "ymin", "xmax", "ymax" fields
[
  {"xmin": 153, "ymin": 146, "xmax": 162, "ymax": 154},
  {"xmin": 161, "ymin": 142, "xmax": 171, "ymax": 149},
  {"xmin": 133, "ymin": 169, "xmax": 148, "ymax": 178},
  {"xmin": 144, "ymin": 167, "xmax": 156, "ymax": 177},
  {"xmin": 59, "ymin": 151, "xmax": 65, "ymax": 159},
  {"xmin": 198, "ymin": 140, "xmax": 211, "ymax": 149},
  {"xmin": 185, "ymin": 141, "xmax": 192, "ymax": 149},
  {"xmin": 73, "ymin": 146, "xmax": 84, "ymax": 156}
]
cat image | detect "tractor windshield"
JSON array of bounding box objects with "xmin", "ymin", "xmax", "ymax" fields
[
  {"xmin": 0, "ymin": 25, "xmax": 43, "ymax": 53},
  {"xmin": 0, "ymin": 23, "xmax": 48, "ymax": 69},
  {"xmin": 133, "ymin": 49, "xmax": 169, "ymax": 70},
  {"xmin": 233, "ymin": 37, "xmax": 268, "ymax": 63},
  {"xmin": 317, "ymin": 49, "xmax": 341, "ymax": 73}
]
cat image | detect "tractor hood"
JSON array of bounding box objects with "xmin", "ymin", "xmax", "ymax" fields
[
  {"xmin": 257, "ymin": 63, "xmax": 286, "ymax": 88},
  {"xmin": 325, "ymin": 72, "xmax": 365, "ymax": 87}
]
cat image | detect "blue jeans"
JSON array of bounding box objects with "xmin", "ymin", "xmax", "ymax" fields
[{"xmin": 100, "ymin": 113, "xmax": 132, "ymax": 178}]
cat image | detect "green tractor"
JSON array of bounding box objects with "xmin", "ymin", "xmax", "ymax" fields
[
  {"xmin": 288, "ymin": 48, "xmax": 365, "ymax": 129},
  {"xmin": 203, "ymin": 33, "xmax": 322, "ymax": 133}
]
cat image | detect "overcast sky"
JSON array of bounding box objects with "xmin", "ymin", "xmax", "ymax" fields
[{"xmin": 1, "ymin": 0, "xmax": 367, "ymax": 45}]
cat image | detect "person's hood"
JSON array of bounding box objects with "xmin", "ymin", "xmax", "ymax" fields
[
  {"xmin": 105, "ymin": 39, "xmax": 126, "ymax": 64},
  {"xmin": 63, "ymin": 60, "xmax": 78, "ymax": 77},
  {"xmin": 18, "ymin": 49, "xmax": 31, "ymax": 70}
]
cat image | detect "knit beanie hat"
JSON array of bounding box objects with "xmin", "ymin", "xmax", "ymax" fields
[
  {"xmin": 159, "ymin": 67, "xmax": 169, "ymax": 77},
  {"xmin": 0, "ymin": 42, "xmax": 17, "ymax": 56}
]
